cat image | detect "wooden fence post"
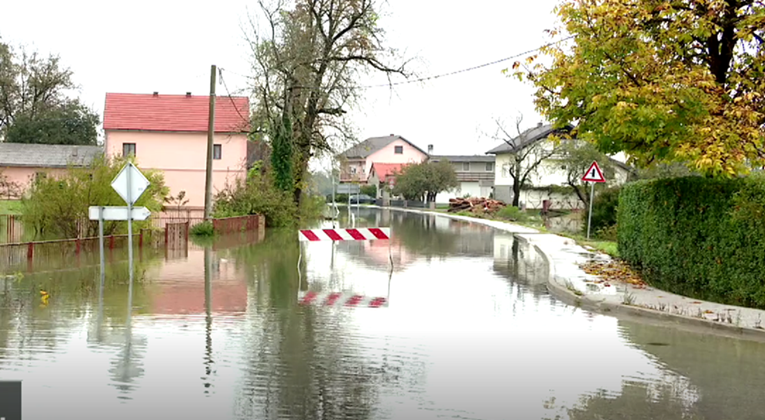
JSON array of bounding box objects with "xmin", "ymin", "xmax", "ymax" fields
[
  {"xmin": 27, "ymin": 242, "xmax": 33, "ymax": 260},
  {"xmin": 109, "ymin": 235, "xmax": 115, "ymax": 249},
  {"xmin": 139, "ymin": 229, "xmax": 144, "ymax": 248},
  {"xmin": 76, "ymin": 238, "xmax": 81, "ymax": 254}
]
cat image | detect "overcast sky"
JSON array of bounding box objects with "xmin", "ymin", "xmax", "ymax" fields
[{"xmin": 0, "ymin": 0, "xmax": 562, "ymax": 166}]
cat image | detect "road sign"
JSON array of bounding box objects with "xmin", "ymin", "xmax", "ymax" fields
[
  {"xmin": 111, "ymin": 163, "xmax": 151, "ymax": 205},
  {"xmin": 336, "ymin": 184, "xmax": 360, "ymax": 194},
  {"xmin": 89, "ymin": 206, "xmax": 151, "ymax": 221},
  {"xmin": 582, "ymin": 161, "xmax": 606, "ymax": 183}
]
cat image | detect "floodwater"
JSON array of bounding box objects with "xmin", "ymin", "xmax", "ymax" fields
[{"xmin": 1, "ymin": 207, "xmax": 764, "ymax": 420}]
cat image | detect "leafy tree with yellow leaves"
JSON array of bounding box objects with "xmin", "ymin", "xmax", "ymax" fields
[{"xmin": 517, "ymin": 0, "xmax": 765, "ymax": 176}]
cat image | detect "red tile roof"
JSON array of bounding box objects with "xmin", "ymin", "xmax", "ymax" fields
[
  {"xmin": 369, "ymin": 163, "xmax": 408, "ymax": 182},
  {"xmin": 103, "ymin": 93, "xmax": 250, "ymax": 133}
]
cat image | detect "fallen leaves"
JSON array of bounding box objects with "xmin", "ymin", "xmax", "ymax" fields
[{"xmin": 580, "ymin": 259, "xmax": 647, "ymax": 288}]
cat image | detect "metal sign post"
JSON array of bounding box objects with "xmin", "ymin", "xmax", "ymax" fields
[
  {"xmin": 88, "ymin": 162, "xmax": 151, "ymax": 324},
  {"xmin": 581, "ymin": 161, "xmax": 607, "ymax": 239}
]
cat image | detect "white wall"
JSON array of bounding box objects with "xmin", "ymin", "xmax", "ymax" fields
[{"xmin": 435, "ymin": 181, "xmax": 491, "ymax": 203}]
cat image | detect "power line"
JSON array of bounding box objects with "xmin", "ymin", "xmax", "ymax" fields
[
  {"xmin": 363, "ymin": 36, "xmax": 574, "ymax": 88},
  {"xmin": 217, "ymin": 68, "xmax": 251, "ymax": 127},
  {"xmin": 218, "ymin": 36, "xmax": 573, "ymax": 90}
]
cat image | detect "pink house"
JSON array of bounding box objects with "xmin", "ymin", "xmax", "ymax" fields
[
  {"xmin": 0, "ymin": 143, "xmax": 102, "ymax": 198},
  {"xmin": 103, "ymin": 92, "xmax": 250, "ymax": 216},
  {"xmin": 338, "ymin": 135, "xmax": 428, "ymax": 183}
]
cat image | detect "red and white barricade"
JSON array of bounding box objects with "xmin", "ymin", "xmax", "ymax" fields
[
  {"xmin": 298, "ymin": 291, "xmax": 389, "ymax": 308},
  {"xmin": 297, "ymin": 225, "xmax": 393, "ymax": 309},
  {"xmin": 298, "ymin": 227, "xmax": 391, "ymax": 242}
]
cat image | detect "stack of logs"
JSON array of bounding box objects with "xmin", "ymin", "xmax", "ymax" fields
[{"xmin": 447, "ymin": 197, "xmax": 507, "ymax": 214}]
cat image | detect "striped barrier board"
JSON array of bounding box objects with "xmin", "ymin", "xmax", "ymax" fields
[
  {"xmin": 298, "ymin": 291, "xmax": 389, "ymax": 308},
  {"xmin": 299, "ymin": 227, "xmax": 390, "ymax": 242}
]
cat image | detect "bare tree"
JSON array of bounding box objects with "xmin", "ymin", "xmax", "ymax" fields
[
  {"xmin": 246, "ymin": 0, "xmax": 412, "ymax": 205},
  {"xmin": 492, "ymin": 114, "xmax": 562, "ymax": 207}
]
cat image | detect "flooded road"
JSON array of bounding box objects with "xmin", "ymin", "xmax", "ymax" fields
[{"xmin": 1, "ymin": 207, "xmax": 764, "ymax": 419}]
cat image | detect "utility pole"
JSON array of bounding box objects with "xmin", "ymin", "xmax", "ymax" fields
[{"xmin": 204, "ymin": 65, "xmax": 217, "ymax": 221}]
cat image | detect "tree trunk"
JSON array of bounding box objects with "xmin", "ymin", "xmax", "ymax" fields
[
  {"xmin": 512, "ymin": 157, "xmax": 522, "ymax": 207},
  {"xmin": 512, "ymin": 177, "xmax": 521, "ymax": 207}
]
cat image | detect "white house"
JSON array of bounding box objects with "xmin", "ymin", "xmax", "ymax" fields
[
  {"xmin": 428, "ymin": 154, "xmax": 495, "ymax": 203},
  {"xmin": 486, "ymin": 123, "xmax": 632, "ymax": 209}
]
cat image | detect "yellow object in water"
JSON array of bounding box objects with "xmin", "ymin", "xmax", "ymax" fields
[{"xmin": 40, "ymin": 290, "xmax": 49, "ymax": 305}]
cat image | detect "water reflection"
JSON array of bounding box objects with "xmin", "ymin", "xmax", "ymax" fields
[{"xmin": 0, "ymin": 210, "xmax": 764, "ymax": 419}]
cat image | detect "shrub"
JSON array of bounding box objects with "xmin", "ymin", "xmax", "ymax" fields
[
  {"xmin": 583, "ymin": 185, "xmax": 621, "ymax": 238},
  {"xmin": 213, "ymin": 169, "xmax": 326, "ymax": 228},
  {"xmin": 190, "ymin": 221, "xmax": 214, "ymax": 237},
  {"xmin": 21, "ymin": 154, "xmax": 167, "ymax": 239},
  {"xmin": 360, "ymin": 185, "xmax": 377, "ymax": 197},
  {"xmin": 496, "ymin": 206, "xmax": 527, "ymax": 222},
  {"xmin": 618, "ymin": 175, "xmax": 765, "ymax": 309}
]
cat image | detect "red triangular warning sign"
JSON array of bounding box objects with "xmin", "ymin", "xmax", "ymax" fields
[{"xmin": 582, "ymin": 161, "xmax": 606, "ymax": 183}]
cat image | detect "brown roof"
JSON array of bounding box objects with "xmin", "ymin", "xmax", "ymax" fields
[{"xmin": 341, "ymin": 135, "xmax": 428, "ymax": 159}]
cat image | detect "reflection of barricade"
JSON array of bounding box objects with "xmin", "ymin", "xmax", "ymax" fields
[{"xmin": 297, "ymin": 227, "xmax": 392, "ymax": 308}]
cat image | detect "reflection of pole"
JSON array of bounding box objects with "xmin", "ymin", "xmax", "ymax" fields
[
  {"xmin": 97, "ymin": 206, "xmax": 106, "ymax": 336},
  {"xmin": 203, "ymin": 247, "xmax": 213, "ymax": 390},
  {"xmin": 586, "ymin": 182, "xmax": 595, "ymax": 239},
  {"xmin": 126, "ymin": 164, "xmax": 134, "ymax": 327},
  {"xmin": 331, "ymin": 160, "xmax": 336, "ymax": 229}
]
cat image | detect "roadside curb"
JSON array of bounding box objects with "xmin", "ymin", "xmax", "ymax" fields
[{"xmin": 369, "ymin": 205, "xmax": 765, "ymax": 341}]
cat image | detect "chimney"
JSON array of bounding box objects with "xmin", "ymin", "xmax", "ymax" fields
[
  {"xmin": 537, "ymin": 122, "xmax": 543, "ymax": 127},
  {"xmin": 153, "ymin": 92, "xmax": 159, "ymax": 97},
  {"xmin": 186, "ymin": 92, "xmax": 191, "ymax": 97},
  {"xmin": 389, "ymin": 133, "xmax": 395, "ymax": 137},
  {"xmin": 427, "ymin": 144, "xmax": 433, "ymax": 154}
]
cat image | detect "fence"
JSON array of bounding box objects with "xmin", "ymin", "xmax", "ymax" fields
[
  {"xmin": 0, "ymin": 228, "xmax": 163, "ymax": 272},
  {"xmin": 212, "ymin": 215, "xmax": 265, "ymax": 234},
  {"xmin": 0, "ymin": 214, "xmax": 263, "ymax": 271}
]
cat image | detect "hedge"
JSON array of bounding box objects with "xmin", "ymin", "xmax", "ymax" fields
[{"xmin": 618, "ymin": 175, "xmax": 765, "ymax": 309}]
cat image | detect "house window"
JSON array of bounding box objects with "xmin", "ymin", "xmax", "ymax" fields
[
  {"xmin": 123, "ymin": 143, "xmax": 136, "ymax": 157},
  {"xmin": 350, "ymin": 167, "xmax": 357, "ymax": 174},
  {"xmin": 394, "ymin": 145, "xmax": 403, "ymax": 154},
  {"xmin": 463, "ymin": 162, "xmax": 470, "ymax": 171},
  {"xmin": 486, "ymin": 162, "xmax": 494, "ymax": 172},
  {"xmin": 213, "ymin": 144, "xmax": 222, "ymax": 160}
]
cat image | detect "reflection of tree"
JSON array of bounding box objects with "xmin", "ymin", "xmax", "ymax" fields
[
  {"xmin": 617, "ymin": 320, "xmax": 765, "ymax": 420},
  {"xmin": 492, "ymin": 234, "xmax": 549, "ymax": 296},
  {"xmin": 547, "ymin": 378, "xmax": 703, "ymax": 420}
]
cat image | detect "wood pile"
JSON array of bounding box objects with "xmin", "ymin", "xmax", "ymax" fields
[{"xmin": 447, "ymin": 197, "xmax": 506, "ymax": 214}]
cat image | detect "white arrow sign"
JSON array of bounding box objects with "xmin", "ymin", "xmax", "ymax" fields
[
  {"xmin": 89, "ymin": 206, "xmax": 151, "ymax": 221},
  {"xmin": 111, "ymin": 163, "xmax": 150, "ymax": 205}
]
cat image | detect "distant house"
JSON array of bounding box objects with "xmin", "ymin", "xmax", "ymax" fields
[
  {"xmin": 367, "ymin": 162, "xmax": 409, "ymax": 200},
  {"xmin": 0, "ymin": 143, "xmax": 102, "ymax": 198},
  {"xmin": 103, "ymin": 92, "xmax": 250, "ymax": 216},
  {"xmin": 338, "ymin": 134, "xmax": 428, "ymax": 183},
  {"xmin": 428, "ymin": 154, "xmax": 495, "ymax": 203},
  {"xmin": 486, "ymin": 123, "xmax": 631, "ymax": 209}
]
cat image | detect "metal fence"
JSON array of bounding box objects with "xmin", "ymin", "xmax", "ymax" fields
[{"xmin": 212, "ymin": 215, "xmax": 265, "ymax": 235}]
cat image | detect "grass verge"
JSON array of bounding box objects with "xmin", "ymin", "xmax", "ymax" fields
[{"xmin": 0, "ymin": 200, "xmax": 22, "ymax": 215}]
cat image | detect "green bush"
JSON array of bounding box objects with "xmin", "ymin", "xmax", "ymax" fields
[
  {"xmin": 618, "ymin": 175, "xmax": 765, "ymax": 309},
  {"xmin": 496, "ymin": 206, "xmax": 528, "ymax": 222},
  {"xmin": 190, "ymin": 221, "xmax": 214, "ymax": 237},
  {"xmin": 213, "ymin": 169, "xmax": 326, "ymax": 228},
  {"xmin": 360, "ymin": 185, "xmax": 377, "ymax": 197},
  {"xmin": 584, "ymin": 185, "xmax": 621, "ymax": 238},
  {"xmin": 21, "ymin": 154, "xmax": 167, "ymax": 239}
]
